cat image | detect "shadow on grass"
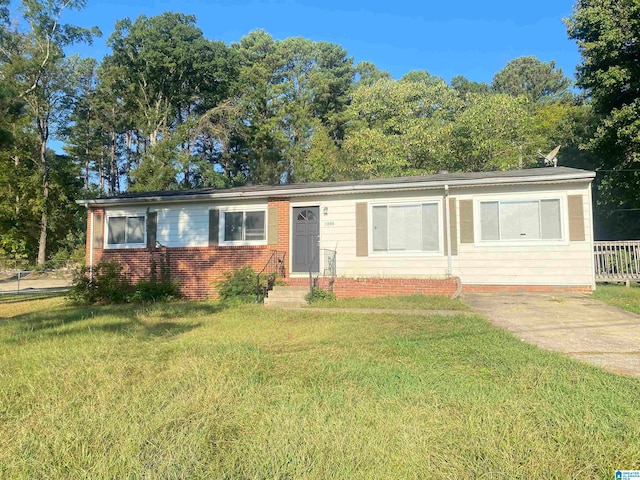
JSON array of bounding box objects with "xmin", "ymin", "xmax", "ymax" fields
[
  {"xmin": 0, "ymin": 291, "xmax": 67, "ymax": 304},
  {"xmin": 2, "ymin": 301, "xmax": 227, "ymax": 342}
]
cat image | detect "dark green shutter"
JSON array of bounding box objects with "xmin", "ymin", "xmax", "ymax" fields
[
  {"xmin": 93, "ymin": 211, "xmax": 103, "ymax": 248},
  {"xmin": 209, "ymin": 209, "xmax": 220, "ymax": 246},
  {"xmin": 146, "ymin": 211, "xmax": 157, "ymax": 249}
]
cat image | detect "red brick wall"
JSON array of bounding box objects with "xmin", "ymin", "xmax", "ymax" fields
[
  {"xmin": 86, "ymin": 208, "xmax": 105, "ymax": 265},
  {"xmin": 85, "ymin": 203, "xmax": 592, "ymax": 301},
  {"xmin": 99, "ymin": 246, "xmax": 275, "ymax": 299},
  {"xmin": 269, "ymin": 197, "xmax": 290, "ymax": 277},
  {"xmin": 86, "ymin": 199, "xmax": 292, "ymax": 300},
  {"xmin": 287, "ymin": 277, "xmax": 458, "ymax": 298}
]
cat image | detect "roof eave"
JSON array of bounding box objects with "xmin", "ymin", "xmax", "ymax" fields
[{"xmin": 76, "ymin": 171, "xmax": 596, "ymax": 207}]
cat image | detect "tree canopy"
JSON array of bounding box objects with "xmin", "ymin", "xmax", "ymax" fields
[
  {"xmin": 567, "ymin": 0, "xmax": 640, "ymax": 239},
  {"xmin": 0, "ymin": 2, "xmax": 637, "ymax": 264}
]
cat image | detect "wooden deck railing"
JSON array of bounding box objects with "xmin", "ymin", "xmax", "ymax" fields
[{"xmin": 594, "ymin": 241, "xmax": 640, "ymax": 281}]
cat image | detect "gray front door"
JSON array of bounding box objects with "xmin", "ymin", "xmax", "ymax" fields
[{"xmin": 293, "ymin": 206, "xmax": 320, "ymax": 273}]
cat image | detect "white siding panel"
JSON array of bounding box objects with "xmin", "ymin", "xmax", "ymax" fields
[{"xmin": 156, "ymin": 207, "xmax": 209, "ymax": 248}]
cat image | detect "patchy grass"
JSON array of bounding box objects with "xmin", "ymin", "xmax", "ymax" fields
[
  {"xmin": 594, "ymin": 283, "xmax": 640, "ymax": 315},
  {"xmin": 0, "ymin": 297, "xmax": 639, "ymax": 478},
  {"xmin": 311, "ymin": 294, "xmax": 468, "ymax": 310}
]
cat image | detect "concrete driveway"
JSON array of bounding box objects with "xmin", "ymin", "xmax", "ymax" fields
[{"xmin": 463, "ymin": 292, "xmax": 640, "ymax": 379}]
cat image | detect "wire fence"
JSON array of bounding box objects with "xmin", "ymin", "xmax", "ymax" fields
[{"xmin": 0, "ymin": 269, "xmax": 74, "ymax": 294}]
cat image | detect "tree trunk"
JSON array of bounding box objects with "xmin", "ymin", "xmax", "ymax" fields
[
  {"xmin": 13, "ymin": 154, "xmax": 20, "ymax": 216},
  {"xmin": 125, "ymin": 130, "xmax": 132, "ymax": 188},
  {"xmin": 37, "ymin": 139, "xmax": 49, "ymax": 266},
  {"xmin": 110, "ymin": 129, "xmax": 117, "ymax": 195},
  {"xmin": 99, "ymin": 152, "xmax": 104, "ymax": 194},
  {"xmin": 84, "ymin": 146, "xmax": 90, "ymax": 191}
]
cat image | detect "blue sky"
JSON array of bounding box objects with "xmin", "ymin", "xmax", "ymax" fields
[{"xmin": 49, "ymin": 0, "xmax": 581, "ymax": 85}]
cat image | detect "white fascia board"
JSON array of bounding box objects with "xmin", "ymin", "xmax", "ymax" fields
[{"xmin": 77, "ymin": 171, "xmax": 596, "ymax": 208}]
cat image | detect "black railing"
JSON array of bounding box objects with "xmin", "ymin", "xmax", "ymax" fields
[
  {"xmin": 256, "ymin": 250, "xmax": 286, "ymax": 303},
  {"xmin": 308, "ymin": 248, "xmax": 337, "ymax": 294}
]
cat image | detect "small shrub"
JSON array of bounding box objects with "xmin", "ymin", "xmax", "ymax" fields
[
  {"xmin": 131, "ymin": 278, "xmax": 181, "ymax": 303},
  {"xmin": 217, "ymin": 266, "xmax": 269, "ymax": 303},
  {"xmin": 69, "ymin": 258, "xmax": 182, "ymax": 305},
  {"xmin": 305, "ymin": 287, "xmax": 336, "ymax": 304},
  {"xmin": 68, "ymin": 261, "xmax": 133, "ymax": 304}
]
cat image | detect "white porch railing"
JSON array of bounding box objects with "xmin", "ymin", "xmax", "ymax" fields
[{"xmin": 594, "ymin": 241, "xmax": 640, "ymax": 281}]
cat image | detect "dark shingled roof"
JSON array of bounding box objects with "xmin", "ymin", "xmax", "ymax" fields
[
  {"xmin": 104, "ymin": 167, "xmax": 594, "ymax": 199},
  {"xmin": 80, "ymin": 167, "xmax": 595, "ymax": 205}
]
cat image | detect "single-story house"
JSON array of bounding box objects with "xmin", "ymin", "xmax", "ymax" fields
[{"xmin": 79, "ymin": 166, "xmax": 596, "ymax": 299}]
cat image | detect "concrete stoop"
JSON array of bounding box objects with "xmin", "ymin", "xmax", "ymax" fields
[{"xmin": 263, "ymin": 285, "xmax": 308, "ymax": 307}]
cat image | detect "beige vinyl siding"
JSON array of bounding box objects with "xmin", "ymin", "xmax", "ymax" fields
[
  {"xmin": 293, "ymin": 192, "xmax": 449, "ymax": 278},
  {"xmin": 299, "ymin": 181, "xmax": 594, "ymax": 287}
]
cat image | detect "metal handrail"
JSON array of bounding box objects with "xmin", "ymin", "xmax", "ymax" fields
[
  {"xmin": 308, "ymin": 248, "xmax": 337, "ymax": 294},
  {"xmin": 256, "ymin": 250, "xmax": 286, "ymax": 303}
]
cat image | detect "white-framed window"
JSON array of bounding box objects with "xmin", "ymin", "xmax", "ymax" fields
[
  {"xmin": 220, "ymin": 209, "xmax": 266, "ymax": 245},
  {"xmin": 371, "ymin": 201, "xmax": 440, "ymax": 253},
  {"xmin": 478, "ymin": 198, "xmax": 563, "ymax": 242},
  {"xmin": 106, "ymin": 214, "xmax": 146, "ymax": 248}
]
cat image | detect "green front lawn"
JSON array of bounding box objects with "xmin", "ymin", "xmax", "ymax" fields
[
  {"xmin": 1, "ymin": 297, "xmax": 638, "ymax": 478},
  {"xmin": 594, "ymin": 283, "xmax": 640, "ymax": 315},
  {"xmin": 310, "ymin": 294, "xmax": 468, "ymax": 310}
]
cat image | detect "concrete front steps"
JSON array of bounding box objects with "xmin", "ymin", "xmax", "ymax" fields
[{"xmin": 263, "ymin": 285, "xmax": 308, "ymax": 308}]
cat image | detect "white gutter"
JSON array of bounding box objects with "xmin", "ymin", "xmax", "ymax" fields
[
  {"xmin": 76, "ymin": 171, "xmax": 597, "ymax": 208},
  {"xmin": 444, "ymin": 185, "xmax": 452, "ymax": 276},
  {"xmin": 588, "ymin": 182, "xmax": 596, "ymax": 290}
]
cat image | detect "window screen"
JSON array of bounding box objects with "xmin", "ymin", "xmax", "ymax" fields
[
  {"xmin": 372, "ymin": 206, "xmax": 388, "ymax": 251},
  {"xmin": 540, "ymin": 199, "xmax": 562, "ymax": 239},
  {"xmin": 107, "ymin": 217, "xmax": 126, "ymax": 245},
  {"xmin": 224, "ymin": 212, "xmax": 243, "ymax": 241},
  {"xmin": 371, "ymin": 202, "xmax": 439, "ymax": 252},
  {"xmin": 224, "ymin": 210, "xmax": 266, "ymax": 242},
  {"xmin": 480, "ymin": 199, "xmax": 563, "ymax": 241},
  {"xmin": 500, "ymin": 201, "xmax": 540, "ymax": 240},
  {"xmin": 127, "ymin": 217, "xmax": 145, "ymax": 244},
  {"xmin": 422, "ymin": 203, "xmax": 439, "ymax": 251},
  {"xmin": 245, "ymin": 211, "xmax": 265, "ymax": 240},
  {"xmin": 480, "ymin": 202, "xmax": 499, "ymax": 241},
  {"xmin": 107, "ymin": 215, "xmax": 145, "ymax": 245}
]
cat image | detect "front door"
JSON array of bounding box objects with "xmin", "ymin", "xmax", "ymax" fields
[{"xmin": 292, "ymin": 206, "xmax": 320, "ymax": 273}]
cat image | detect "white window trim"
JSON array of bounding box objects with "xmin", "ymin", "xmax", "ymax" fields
[
  {"xmin": 368, "ymin": 198, "xmax": 443, "ymax": 256},
  {"xmin": 473, "ymin": 193, "xmax": 570, "ymax": 247},
  {"xmin": 219, "ymin": 206, "xmax": 268, "ymax": 247},
  {"xmin": 104, "ymin": 211, "xmax": 147, "ymax": 249}
]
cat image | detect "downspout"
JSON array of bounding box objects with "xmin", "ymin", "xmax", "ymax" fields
[
  {"xmin": 444, "ymin": 185, "xmax": 452, "ymax": 277},
  {"xmin": 86, "ymin": 203, "xmax": 94, "ymax": 282},
  {"xmin": 587, "ymin": 182, "xmax": 596, "ymax": 291}
]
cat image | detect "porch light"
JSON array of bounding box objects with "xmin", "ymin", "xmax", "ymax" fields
[{"xmin": 323, "ymin": 207, "xmax": 328, "ymax": 216}]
